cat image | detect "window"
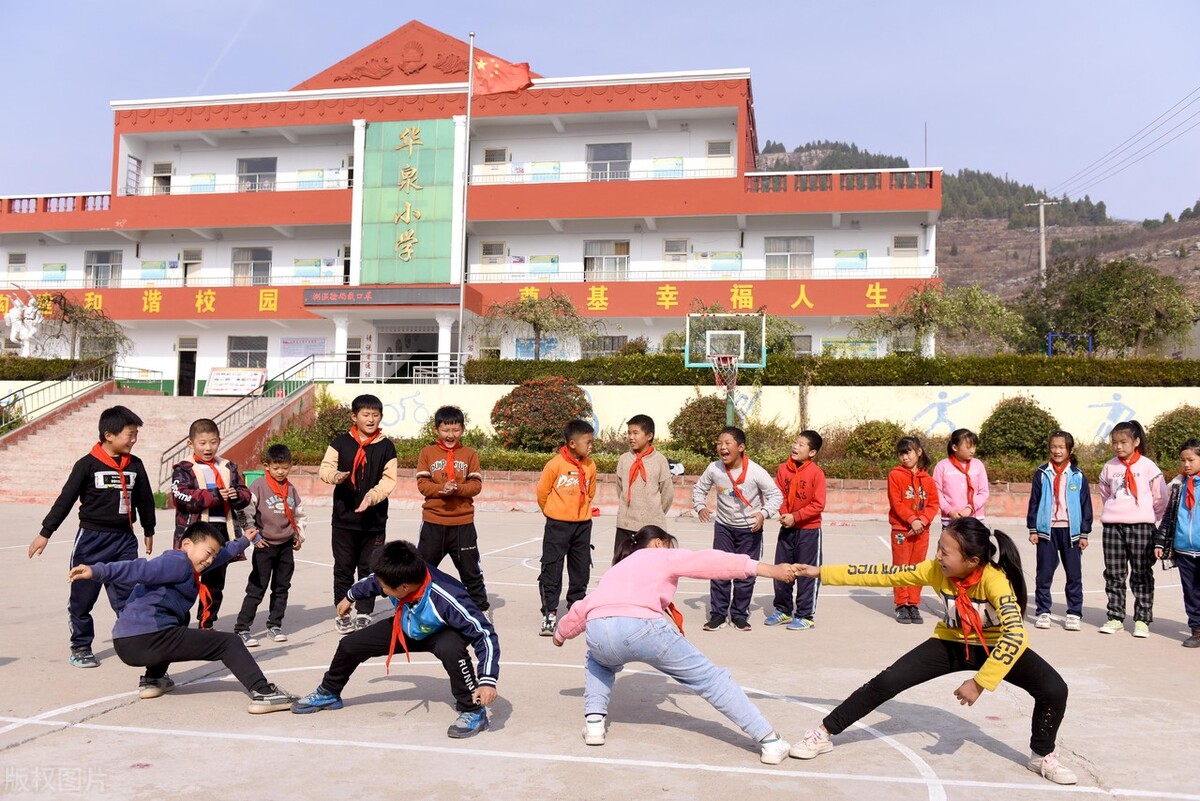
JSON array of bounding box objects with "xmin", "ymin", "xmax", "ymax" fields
[
  {"xmin": 481, "ymin": 242, "xmax": 506, "ymax": 265},
  {"xmin": 231, "ymin": 247, "xmax": 272, "ymax": 286},
  {"xmin": 764, "ymin": 236, "xmax": 814, "ymax": 279},
  {"xmin": 6, "ymin": 253, "xmax": 26, "ymax": 277},
  {"xmin": 581, "ymin": 335, "xmax": 628, "ymax": 359},
  {"xmin": 125, "ymin": 156, "xmax": 142, "ymax": 195},
  {"xmin": 85, "ymin": 250, "xmax": 123, "ymax": 288},
  {"xmin": 663, "ymin": 238, "xmax": 689, "ymax": 265},
  {"xmin": 227, "ymin": 336, "xmax": 268, "ymax": 368},
  {"xmin": 181, "ymin": 249, "xmax": 202, "ymax": 286},
  {"xmin": 477, "ymin": 334, "xmax": 501, "ymax": 360},
  {"xmin": 152, "ymin": 162, "xmax": 173, "ymax": 195},
  {"xmin": 237, "ymin": 157, "xmax": 277, "ymax": 192},
  {"xmin": 892, "ymin": 234, "xmax": 920, "ymax": 273},
  {"xmin": 706, "ymin": 140, "xmax": 732, "ymax": 157},
  {"xmin": 483, "ymin": 148, "xmax": 507, "ymax": 164},
  {"xmin": 586, "ymin": 143, "xmax": 631, "ymax": 181},
  {"xmin": 791, "ymin": 334, "xmax": 813, "ymax": 357},
  {"xmin": 346, "ymin": 153, "xmax": 354, "ymax": 188},
  {"xmin": 584, "ymin": 240, "xmax": 630, "ymax": 280}
]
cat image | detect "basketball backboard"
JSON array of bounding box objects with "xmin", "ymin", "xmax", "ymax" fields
[{"xmin": 684, "ymin": 312, "xmax": 767, "ymax": 369}]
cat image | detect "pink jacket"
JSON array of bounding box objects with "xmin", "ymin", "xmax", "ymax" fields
[
  {"xmin": 1098, "ymin": 455, "xmax": 1167, "ymax": 525},
  {"xmin": 554, "ymin": 549, "xmax": 758, "ymax": 641},
  {"xmin": 931, "ymin": 457, "xmax": 990, "ymax": 522}
]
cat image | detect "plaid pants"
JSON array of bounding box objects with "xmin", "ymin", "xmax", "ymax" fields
[{"xmin": 1101, "ymin": 522, "xmax": 1157, "ymax": 623}]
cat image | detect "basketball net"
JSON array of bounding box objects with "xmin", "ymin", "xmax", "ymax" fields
[{"xmin": 709, "ymin": 354, "xmax": 739, "ymax": 393}]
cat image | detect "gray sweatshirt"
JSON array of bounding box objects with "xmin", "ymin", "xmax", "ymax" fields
[
  {"xmin": 692, "ymin": 458, "xmax": 783, "ymax": 529},
  {"xmin": 615, "ymin": 449, "xmax": 675, "ymax": 531}
]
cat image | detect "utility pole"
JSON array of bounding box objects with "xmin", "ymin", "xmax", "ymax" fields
[{"xmin": 1024, "ymin": 198, "xmax": 1060, "ymax": 287}]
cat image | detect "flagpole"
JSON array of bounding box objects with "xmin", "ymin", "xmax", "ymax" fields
[{"xmin": 455, "ymin": 32, "xmax": 475, "ymax": 382}]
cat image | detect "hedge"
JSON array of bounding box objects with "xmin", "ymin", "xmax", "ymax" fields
[
  {"xmin": 0, "ymin": 357, "xmax": 110, "ymax": 381},
  {"xmin": 464, "ymin": 353, "xmax": 1200, "ymax": 387}
]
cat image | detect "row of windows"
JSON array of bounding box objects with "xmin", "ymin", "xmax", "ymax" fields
[
  {"xmin": 481, "ymin": 141, "xmax": 733, "ymax": 181},
  {"xmin": 127, "ymin": 155, "xmax": 354, "ymax": 195}
]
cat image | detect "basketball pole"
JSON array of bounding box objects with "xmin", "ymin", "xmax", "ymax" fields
[{"xmin": 725, "ymin": 387, "xmax": 735, "ymax": 426}]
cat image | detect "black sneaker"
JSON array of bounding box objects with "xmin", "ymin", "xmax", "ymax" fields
[
  {"xmin": 896, "ymin": 606, "xmax": 912, "ymax": 624},
  {"xmin": 69, "ymin": 648, "xmax": 100, "ymax": 668},
  {"xmin": 138, "ymin": 674, "xmax": 175, "ymax": 699},
  {"xmin": 248, "ymin": 684, "xmax": 299, "ymax": 714},
  {"xmin": 909, "ymin": 606, "xmax": 924, "ymax": 624},
  {"xmin": 731, "ymin": 618, "xmax": 752, "ymax": 632},
  {"xmin": 702, "ymin": 614, "xmax": 726, "ymax": 631}
]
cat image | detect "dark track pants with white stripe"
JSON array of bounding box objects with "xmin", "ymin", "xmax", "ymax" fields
[
  {"xmin": 69, "ymin": 528, "xmax": 138, "ymax": 650},
  {"xmin": 773, "ymin": 527, "xmax": 822, "ymax": 619}
]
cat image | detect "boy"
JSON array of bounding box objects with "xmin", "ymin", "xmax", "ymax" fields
[
  {"xmin": 170, "ymin": 418, "xmax": 253, "ymax": 628},
  {"xmin": 692, "ymin": 426, "xmax": 783, "ymax": 632},
  {"xmin": 68, "ymin": 521, "xmax": 297, "ymax": 713},
  {"xmin": 613, "ymin": 414, "xmax": 674, "ymax": 563},
  {"xmin": 768, "ymin": 430, "xmax": 827, "ymax": 631},
  {"xmin": 536, "ymin": 419, "xmax": 597, "ymax": 636},
  {"xmin": 291, "ymin": 539, "xmax": 500, "ymax": 739},
  {"xmin": 319, "ymin": 394, "xmax": 398, "ymax": 634},
  {"xmin": 416, "ymin": 406, "xmax": 488, "ymax": 614},
  {"xmin": 234, "ymin": 443, "xmax": 307, "ymax": 646},
  {"xmin": 30, "ymin": 405, "xmax": 156, "ymax": 668}
]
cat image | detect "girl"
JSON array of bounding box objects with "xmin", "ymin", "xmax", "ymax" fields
[
  {"xmin": 786, "ymin": 518, "xmax": 1077, "ymax": 785},
  {"xmin": 1097, "ymin": 420, "xmax": 1167, "ymax": 638},
  {"xmin": 932, "ymin": 428, "xmax": 990, "ymax": 525},
  {"xmin": 1025, "ymin": 431, "xmax": 1093, "ymax": 632},
  {"xmin": 886, "ymin": 436, "xmax": 940, "ymax": 624},
  {"xmin": 1153, "ymin": 438, "xmax": 1200, "ymax": 648},
  {"xmin": 553, "ymin": 525, "xmax": 797, "ymax": 764}
]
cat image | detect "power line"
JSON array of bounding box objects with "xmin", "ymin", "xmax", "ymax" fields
[
  {"xmin": 1047, "ymin": 83, "xmax": 1200, "ymax": 196},
  {"xmin": 1059, "ymin": 109, "xmax": 1200, "ymax": 200}
]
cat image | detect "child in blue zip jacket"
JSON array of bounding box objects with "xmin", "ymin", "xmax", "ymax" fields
[
  {"xmin": 1025, "ymin": 431, "xmax": 1093, "ymax": 632},
  {"xmin": 292, "ymin": 539, "xmax": 500, "ymax": 738},
  {"xmin": 67, "ymin": 521, "xmax": 298, "ymax": 714},
  {"xmin": 1154, "ymin": 438, "xmax": 1200, "ymax": 648}
]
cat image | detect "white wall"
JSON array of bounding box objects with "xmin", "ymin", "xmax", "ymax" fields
[{"xmin": 135, "ymin": 134, "xmax": 353, "ymax": 194}]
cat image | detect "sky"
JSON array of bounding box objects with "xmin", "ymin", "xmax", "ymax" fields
[{"xmin": 1, "ymin": 1, "xmax": 1197, "ymax": 221}]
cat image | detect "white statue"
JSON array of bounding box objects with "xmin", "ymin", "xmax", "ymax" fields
[{"xmin": 5, "ymin": 291, "xmax": 44, "ymax": 357}]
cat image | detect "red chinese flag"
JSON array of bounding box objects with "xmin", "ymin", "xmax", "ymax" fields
[{"xmin": 472, "ymin": 55, "xmax": 534, "ymax": 96}]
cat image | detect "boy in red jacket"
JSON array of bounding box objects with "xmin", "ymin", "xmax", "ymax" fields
[{"xmin": 767, "ymin": 430, "xmax": 826, "ymax": 630}]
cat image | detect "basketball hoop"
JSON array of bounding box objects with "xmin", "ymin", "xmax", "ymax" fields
[{"xmin": 709, "ymin": 354, "xmax": 739, "ymax": 392}]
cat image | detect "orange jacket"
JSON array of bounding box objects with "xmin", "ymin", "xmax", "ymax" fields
[
  {"xmin": 887, "ymin": 466, "xmax": 939, "ymax": 532},
  {"xmin": 775, "ymin": 458, "xmax": 826, "ymax": 529},
  {"xmin": 537, "ymin": 452, "xmax": 597, "ymax": 522}
]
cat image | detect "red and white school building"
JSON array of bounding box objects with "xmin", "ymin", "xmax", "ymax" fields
[{"xmin": 0, "ymin": 21, "xmax": 941, "ymax": 395}]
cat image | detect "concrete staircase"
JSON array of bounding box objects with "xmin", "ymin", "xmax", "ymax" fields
[{"xmin": 0, "ymin": 393, "xmax": 233, "ymax": 504}]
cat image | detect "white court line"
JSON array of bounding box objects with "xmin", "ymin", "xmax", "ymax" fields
[{"xmin": 482, "ymin": 537, "xmax": 542, "ymax": 557}]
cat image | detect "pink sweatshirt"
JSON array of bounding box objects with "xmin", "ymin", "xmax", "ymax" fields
[
  {"xmin": 931, "ymin": 457, "xmax": 990, "ymax": 523},
  {"xmin": 1098, "ymin": 455, "xmax": 1167, "ymax": 525},
  {"xmin": 554, "ymin": 549, "xmax": 758, "ymax": 641}
]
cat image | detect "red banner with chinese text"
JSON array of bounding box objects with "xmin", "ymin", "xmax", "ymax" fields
[{"xmin": 0, "ymin": 286, "xmax": 321, "ymax": 321}]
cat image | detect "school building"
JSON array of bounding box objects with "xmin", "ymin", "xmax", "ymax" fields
[{"xmin": 0, "ymin": 20, "xmax": 942, "ymax": 395}]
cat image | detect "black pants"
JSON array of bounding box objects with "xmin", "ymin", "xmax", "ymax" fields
[
  {"xmin": 196, "ymin": 521, "xmax": 234, "ymax": 628},
  {"xmin": 1177, "ymin": 552, "xmax": 1200, "ymax": 630},
  {"xmin": 1034, "ymin": 527, "xmax": 1083, "ymax": 616},
  {"xmin": 418, "ymin": 521, "xmax": 488, "ymax": 610},
  {"xmin": 235, "ymin": 541, "xmax": 296, "ymax": 631},
  {"xmin": 320, "ymin": 617, "xmax": 481, "ymax": 712},
  {"xmin": 332, "ymin": 527, "xmax": 384, "ymax": 614},
  {"xmin": 773, "ymin": 527, "xmax": 822, "ymax": 618},
  {"xmin": 539, "ymin": 518, "xmax": 592, "ymax": 615},
  {"xmin": 710, "ymin": 522, "xmax": 763, "ymax": 622},
  {"xmin": 823, "ymin": 638, "xmax": 1068, "ymax": 756},
  {"xmin": 69, "ymin": 528, "xmax": 138, "ymax": 649},
  {"xmin": 113, "ymin": 626, "xmax": 271, "ymax": 694}
]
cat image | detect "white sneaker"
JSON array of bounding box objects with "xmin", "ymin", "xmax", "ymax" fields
[
  {"xmin": 760, "ymin": 735, "xmax": 791, "ymax": 765},
  {"xmin": 238, "ymin": 631, "xmax": 259, "ymax": 648},
  {"xmin": 268, "ymin": 626, "xmax": 287, "ymax": 642},
  {"xmin": 582, "ymin": 715, "xmax": 607, "ymax": 746},
  {"xmin": 1035, "ymin": 613, "xmax": 1052, "ymax": 629},
  {"xmin": 1027, "ymin": 752, "xmax": 1077, "ymax": 785},
  {"xmin": 1064, "ymin": 614, "xmax": 1081, "ymax": 631},
  {"xmin": 334, "ymin": 615, "xmax": 355, "ymax": 635},
  {"xmin": 788, "ymin": 728, "xmax": 833, "ymax": 760},
  {"xmin": 355, "ymin": 613, "xmax": 373, "ymax": 630}
]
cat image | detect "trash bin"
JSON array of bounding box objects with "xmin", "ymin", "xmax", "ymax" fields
[{"xmin": 243, "ymin": 470, "xmax": 265, "ymax": 485}]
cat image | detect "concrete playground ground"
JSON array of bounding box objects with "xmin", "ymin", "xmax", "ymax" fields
[{"xmin": 1, "ymin": 503, "xmax": 1196, "ymax": 801}]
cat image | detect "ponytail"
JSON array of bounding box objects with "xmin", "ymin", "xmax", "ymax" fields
[
  {"xmin": 896, "ymin": 435, "xmax": 931, "ymax": 471},
  {"xmin": 1111, "ymin": 419, "xmax": 1147, "ymax": 455},
  {"xmin": 990, "ymin": 530, "xmax": 1028, "ymax": 617},
  {"xmin": 944, "ymin": 518, "xmax": 1028, "ymax": 616},
  {"xmin": 613, "ymin": 524, "xmax": 678, "ymax": 566}
]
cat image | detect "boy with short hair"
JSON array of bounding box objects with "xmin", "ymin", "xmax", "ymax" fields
[
  {"xmin": 692, "ymin": 425, "xmax": 783, "ymax": 632},
  {"xmin": 170, "ymin": 418, "xmax": 253, "ymax": 628},
  {"xmin": 292, "ymin": 539, "xmax": 500, "ymax": 739},
  {"xmin": 416, "ymin": 405, "xmax": 488, "ymax": 613},
  {"xmin": 613, "ymin": 414, "xmax": 674, "ymax": 563},
  {"xmin": 319, "ymin": 394, "xmax": 398, "ymax": 634},
  {"xmin": 68, "ymin": 521, "xmax": 298, "ymax": 713},
  {"xmin": 536, "ymin": 419, "xmax": 597, "ymax": 636},
  {"xmin": 234, "ymin": 443, "xmax": 307, "ymax": 646},
  {"xmin": 30, "ymin": 405, "xmax": 157, "ymax": 668},
  {"xmin": 768, "ymin": 430, "xmax": 827, "ymax": 631}
]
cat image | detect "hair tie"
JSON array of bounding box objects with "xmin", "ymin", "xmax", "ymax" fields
[{"xmin": 629, "ymin": 531, "xmax": 638, "ymax": 541}]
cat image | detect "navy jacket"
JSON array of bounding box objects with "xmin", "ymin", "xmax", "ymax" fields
[{"xmin": 90, "ymin": 536, "xmax": 253, "ymax": 638}]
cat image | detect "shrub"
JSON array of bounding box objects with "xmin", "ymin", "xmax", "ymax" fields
[
  {"xmin": 743, "ymin": 418, "xmax": 795, "ymax": 454},
  {"xmin": 845, "ymin": 420, "xmax": 907, "ymax": 460},
  {"xmin": 491, "ymin": 376, "xmax": 592, "ymax": 451},
  {"xmin": 0, "ymin": 357, "xmax": 109, "ymax": 381},
  {"xmin": 313, "ymin": 402, "xmax": 354, "ymax": 446},
  {"xmin": 619, "ymin": 336, "xmax": 650, "ymax": 356},
  {"xmin": 417, "ymin": 411, "xmax": 491, "ymax": 449},
  {"xmin": 1147, "ymin": 405, "xmax": 1200, "ymax": 462},
  {"xmin": 669, "ymin": 394, "xmax": 728, "ymax": 456},
  {"xmin": 977, "ymin": 396, "xmax": 1059, "ymax": 460}
]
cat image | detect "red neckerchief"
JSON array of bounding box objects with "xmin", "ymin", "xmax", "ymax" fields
[
  {"xmin": 627, "ymin": 445, "xmax": 655, "ymax": 503},
  {"xmin": 724, "ymin": 457, "xmax": 753, "ymax": 507},
  {"xmin": 437, "ymin": 440, "xmax": 460, "ymax": 482},
  {"xmin": 1050, "ymin": 460, "xmax": 1069, "ymax": 514},
  {"xmin": 559, "ymin": 446, "xmax": 590, "ymax": 512},
  {"xmin": 785, "ymin": 458, "xmax": 814, "ymax": 512},
  {"xmin": 1186, "ymin": 475, "xmax": 1196, "ymax": 512},
  {"xmin": 950, "ymin": 565, "xmax": 991, "ymax": 658},
  {"xmin": 192, "ymin": 453, "xmax": 231, "ymax": 519},
  {"xmin": 90, "ymin": 443, "xmax": 133, "ymax": 530},
  {"xmin": 264, "ymin": 473, "xmax": 297, "ymax": 535},
  {"xmin": 194, "ymin": 569, "xmax": 214, "ymax": 628},
  {"xmin": 350, "ymin": 426, "xmax": 383, "ymax": 489},
  {"xmin": 386, "ymin": 568, "xmax": 433, "ymax": 674},
  {"xmin": 910, "ymin": 468, "xmax": 927, "ymax": 512},
  {"xmin": 1118, "ymin": 452, "xmax": 1141, "ymax": 503},
  {"xmin": 949, "ymin": 456, "xmax": 975, "ymax": 511},
  {"xmin": 667, "ymin": 602, "xmax": 685, "ymax": 635}
]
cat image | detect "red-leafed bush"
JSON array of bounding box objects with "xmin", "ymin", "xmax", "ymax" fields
[{"xmin": 491, "ymin": 376, "xmax": 592, "ymax": 451}]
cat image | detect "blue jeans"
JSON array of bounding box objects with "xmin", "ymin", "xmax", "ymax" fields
[{"xmin": 583, "ymin": 616, "xmax": 773, "ymax": 742}]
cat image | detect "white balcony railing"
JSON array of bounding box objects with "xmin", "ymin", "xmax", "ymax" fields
[
  {"xmin": 1, "ymin": 273, "xmax": 346, "ymax": 291},
  {"xmin": 469, "ymin": 163, "xmax": 735, "ymax": 186},
  {"xmin": 120, "ymin": 169, "xmax": 351, "ymax": 197},
  {"xmin": 467, "ymin": 264, "xmax": 938, "ymax": 283}
]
